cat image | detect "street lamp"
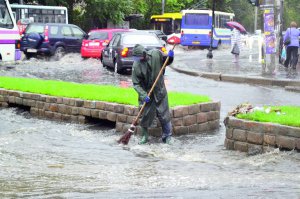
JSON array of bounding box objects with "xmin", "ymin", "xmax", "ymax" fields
[{"xmin": 207, "ymin": 0, "xmax": 216, "ymax": 59}]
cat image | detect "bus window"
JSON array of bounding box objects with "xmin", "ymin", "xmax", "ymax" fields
[
  {"xmin": 0, "ymin": 1, "xmax": 13, "ymax": 29},
  {"xmin": 185, "ymin": 14, "xmax": 209, "ymax": 26}
]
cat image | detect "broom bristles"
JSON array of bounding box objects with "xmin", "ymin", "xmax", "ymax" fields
[
  {"xmin": 118, "ymin": 124, "xmax": 136, "ymax": 145},
  {"xmin": 117, "ymin": 130, "xmax": 132, "ymax": 145}
]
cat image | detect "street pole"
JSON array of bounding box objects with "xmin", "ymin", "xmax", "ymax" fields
[
  {"xmin": 254, "ymin": 6, "xmax": 258, "ymax": 32},
  {"xmin": 162, "ymin": 0, "xmax": 165, "ymax": 15},
  {"xmin": 207, "ymin": 0, "xmax": 216, "ymax": 59}
]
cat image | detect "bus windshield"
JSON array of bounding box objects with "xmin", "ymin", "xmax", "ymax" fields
[
  {"xmin": 0, "ymin": 0, "xmax": 13, "ymax": 28},
  {"xmin": 185, "ymin": 14, "xmax": 209, "ymax": 26}
]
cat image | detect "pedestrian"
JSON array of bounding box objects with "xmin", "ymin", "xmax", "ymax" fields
[
  {"xmin": 283, "ymin": 21, "xmax": 300, "ymax": 69},
  {"xmin": 131, "ymin": 44, "xmax": 174, "ymax": 144},
  {"xmin": 231, "ymin": 27, "xmax": 242, "ymax": 63}
]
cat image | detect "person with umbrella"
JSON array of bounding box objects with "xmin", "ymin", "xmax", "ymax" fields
[{"xmin": 225, "ymin": 21, "xmax": 246, "ymax": 63}]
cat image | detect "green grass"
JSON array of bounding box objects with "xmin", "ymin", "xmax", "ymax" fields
[
  {"xmin": 237, "ymin": 106, "xmax": 300, "ymax": 128},
  {"xmin": 0, "ymin": 76, "xmax": 211, "ymax": 107}
]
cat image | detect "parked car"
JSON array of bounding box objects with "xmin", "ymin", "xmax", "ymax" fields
[
  {"xmin": 81, "ymin": 29, "xmax": 130, "ymax": 59},
  {"xmin": 101, "ymin": 31, "xmax": 168, "ymax": 73},
  {"xmin": 20, "ymin": 23, "xmax": 86, "ymax": 60}
]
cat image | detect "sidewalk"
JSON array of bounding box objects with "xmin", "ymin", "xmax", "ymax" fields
[{"xmin": 171, "ymin": 46, "xmax": 300, "ymax": 91}]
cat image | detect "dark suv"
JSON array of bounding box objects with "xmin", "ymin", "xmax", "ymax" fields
[{"xmin": 20, "ymin": 23, "xmax": 86, "ymax": 59}]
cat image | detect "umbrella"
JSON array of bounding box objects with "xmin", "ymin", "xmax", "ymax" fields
[
  {"xmin": 225, "ymin": 21, "xmax": 247, "ymax": 34},
  {"xmin": 167, "ymin": 35, "xmax": 180, "ymax": 45}
]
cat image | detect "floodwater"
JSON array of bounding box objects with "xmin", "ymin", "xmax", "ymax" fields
[{"xmin": 0, "ymin": 47, "xmax": 300, "ymax": 198}]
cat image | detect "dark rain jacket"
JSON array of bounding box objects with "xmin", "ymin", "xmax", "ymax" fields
[{"xmin": 132, "ymin": 47, "xmax": 173, "ymax": 128}]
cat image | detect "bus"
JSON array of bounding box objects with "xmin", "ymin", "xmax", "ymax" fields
[
  {"xmin": 0, "ymin": 0, "xmax": 21, "ymax": 62},
  {"xmin": 10, "ymin": 4, "xmax": 68, "ymax": 34},
  {"xmin": 180, "ymin": 9, "xmax": 235, "ymax": 48},
  {"xmin": 150, "ymin": 13, "xmax": 182, "ymax": 35}
]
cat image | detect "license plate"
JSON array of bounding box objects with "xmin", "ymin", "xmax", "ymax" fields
[
  {"xmin": 27, "ymin": 49, "xmax": 37, "ymax": 53},
  {"xmin": 89, "ymin": 42, "xmax": 99, "ymax": 46},
  {"xmin": 192, "ymin": 41, "xmax": 200, "ymax": 44}
]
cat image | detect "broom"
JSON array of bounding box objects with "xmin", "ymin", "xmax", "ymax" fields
[{"xmin": 118, "ymin": 44, "xmax": 176, "ymax": 145}]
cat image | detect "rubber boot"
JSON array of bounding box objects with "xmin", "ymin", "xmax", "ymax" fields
[
  {"xmin": 139, "ymin": 127, "xmax": 149, "ymax": 144},
  {"xmin": 162, "ymin": 121, "xmax": 172, "ymax": 144}
]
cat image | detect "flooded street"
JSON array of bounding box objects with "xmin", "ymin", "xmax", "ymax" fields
[{"xmin": 1, "ymin": 47, "xmax": 300, "ymax": 198}]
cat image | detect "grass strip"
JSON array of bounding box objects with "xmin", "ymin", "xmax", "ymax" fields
[
  {"xmin": 237, "ymin": 106, "xmax": 300, "ymax": 128},
  {"xmin": 0, "ymin": 76, "xmax": 211, "ymax": 107}
]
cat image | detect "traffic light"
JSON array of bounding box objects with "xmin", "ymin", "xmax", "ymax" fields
[{"xmin": 248, "ymin": 0, "xmax": 259, "ymax": 6}]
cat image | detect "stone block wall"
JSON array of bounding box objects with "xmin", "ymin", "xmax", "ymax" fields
[
  {"xmin": 224, "ymin": 116, "xmax": 300, "ymax": 154},
  {"xmin": 0, "ymin": 89, "xmax": 220, "ymax": 137}
]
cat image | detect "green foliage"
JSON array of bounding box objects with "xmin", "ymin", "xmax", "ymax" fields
[
  {"xmin": 237, "ymin": 106, "xmax": 300, "ymax": 128},
  {"xmin": 0, "ymin": 76, "xmax": 211, "ymax": 107}
]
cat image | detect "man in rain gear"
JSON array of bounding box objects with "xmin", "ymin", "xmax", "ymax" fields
[{"xmin": 132, "ymin": 44, "xmax": 174, "ymax": 144}]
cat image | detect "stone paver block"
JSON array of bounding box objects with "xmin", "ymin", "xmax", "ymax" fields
[
  {"xmin": 79, "ymin": 107, "xmax": 91, "ymax": 116},
  {"xmin": 264, "ymin": 134, "xmax": 276, "ymax": 146},
  {"xmin": 276, "ymin": 136, "xmax": 296, "ymax": 150},
  {"xmin": 197, "ymin": 113, "xmax": 208, "ymax": 123},
  {"xmin": 38, "ymin": 109, "xmax": 45, "ymax": 117},
  {"xmin": 224, "ymin": 138, "xmax": 234, "ymax": 150},
  {"xmin": 172, "ymin": 118, "xmax": 183, "ymax": 126},
  {"xmin": 78, "ymin": 116, "xmax": 86, "ymax": 124},
  {"xmin": 63, "ymin": 98, "xmax": 70, "ymax": 105},
  {"xmin": 49, "ymin": 104, "xmax": 58, "ymax": 112},
  {"xmin": 71, "ymin": 107, "xmax": 79, "ymax": 115},
  {"xmin": 75, "ymin": 100, "xmax": 84, "ymax": 107},
  {"xmin": 36, "ymin": 101, "xmax": 45, "ymax": 109},
  {"xmin": 116, "ymin": 122, "xmax": 124, "ymax": 132},
  {"xmin": 173, "ymin": 126, "xmax": 188, "ymax": 135},
  {"xmin": 105, "ymin": 103, "xmax": 115, "ymax": 112},
  {"xmin": 198, "ymin": 123, "xmax": 209, "ymax": 132},
  {"xmin": 15, "ymin": 97, "xmax": 23, "ymax": 105},
  {"xmin": 39, "ymin": 96, "xmax": 46, "ymax": 102},
  {"xmin": 46, "ymin": 96, "xmax": 57, "ymax": 103},
  {"xmin": 58, "ymin": 104, "xmax": 67, "ymax": 114},
  {"xmin": 173, "ymin": 106, "xmax": 189, "ymax": 118},
  {"xmin": 188, "ymin": 124, "xmax": 198, "ymax": 134},
  {"xmin": 0, "ymin": 102, "xmax": 8, "ymax": 107},
  {"xmin": 208, "ymin": 120, "xmax": 220, "ymax": 130},
  {"xmin": 234, "ymin": 141, "xmax": 248, "ymax": 152},
  {"xmin": 188, "ymin": 104, "xmax": 200, "ymax": 115},
  {"xmin": 57, "ymin": 97, "xmax": 63, "ymax": 104},
  {"xmin": 117, "ymin": 114, "xmax": 127, "ymax": 123},
  {"xmin": 247, "ymin": 144, "xmax": 263, "ymax": 155},
  {"xmin": 84, "ymin": 101, "xmax": 96, "ymax": 109},
  {"xmin": 45, "ymin": 111, "xmax": 54, "ymax": 119},
  {"xmin": 62, "ymin": 114, "xmax": 72, "ymax": 122},
  {"xmin": 30, "ymin": 94, "xmax": 40, "ymax": 100},
  {"xmin": 296, "ymin": 139, "xmax": 300, "ymax": 150},
  {"xmin": 65, "ymin": 106, "xmax": 72, "ymax": 115},
  {"xmin": 8, "ymin": 96, "xmax": 16, "ymax": 103},
  {"xmin": 70, "ymin": 115, "xmax": 78, "ymax": 123},
  {"xmin": 114, "ymin": 105, "xmax": 124, "ymax": 113},
  {"xmin": 69, "ymin": 99, "xmax": 76, "ymax": 106},
  {"xmin": 200, "ymin": 103, "xmax": 212, "ymax": 112},
  {"xmin": 30, "ymin": 107, "xmax": 39, "ymax": 116},
  {"xmin": 22, "ymin": 93, "xmax": 32, "ymax": 99},
  {"xmin": 226, "ymin": 128, "xmax": 233, "ymax": 139},
  {"xmin": 124, "ymin": 106, "xmax": 136, "ymax": 116},
  {"xmin": 99, "ymin": 111, "xmax": 107, "ymax": 120},
  {"xmin": 95, "ymin": 101, "xmax": 105, "ymax": 110},
  {"xmin": 53, "ymin": 113, "xmax": 62, "ymax": 121},
  {"xmin": 107, "ymin": 112, "xmax": 117, "ymax": 121},
  {"xmin": 127, "ymin": 116, "xmax": 136, "ymax": 124},
  {"xmin": 227, "ymin": 117, "xmax": 244, "ymax": 129},
  {"xmin": 91, "ymin": 110, "xmax": 100, "ymax": 118},
  {"xmin": 183, "ymin": 115, "xmax": 197, "ymax": 126},
  {"xmin": 247, "ymin": 131, "xmax": 263, "ymax": 144},
  {"xmin": 207, "ymin": 111, "xmax": 217, "ymax": 121},
  {"xmin": 232, "ymin": 129, "xmax": 247, "ymax": 142}
]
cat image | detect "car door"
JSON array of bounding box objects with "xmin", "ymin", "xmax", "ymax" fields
[
  {"xmin": 70, "ymin": 26, "xmax": 85, "ymax": 52},
  {"xmin": 103, "ymin": 34, "xmax": 120, "ymax": 67},
  {"xmin": 61, "ymin": 26, "xmax": 74, "ymax": 52}
]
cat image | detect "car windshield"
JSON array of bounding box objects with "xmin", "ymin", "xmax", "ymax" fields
[
  {"xmin": 25, "ymin": 24, "xmax": 45, "ymax": 34},
  {"xmin": 88, "ymin": 32, "xmax": 108, "ymax": 40},
  {"xmin": 123, "ymin": 34, "xmax": 160, "ymax": 45}
]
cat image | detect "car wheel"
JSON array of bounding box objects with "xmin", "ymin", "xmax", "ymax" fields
[
  {"xmin": 54, "ymin": 46, "xmax": 65, "ymax": 60},
  {"xmin": 24, "ymin": 52, "xmax": 34, "ymax": 59}
]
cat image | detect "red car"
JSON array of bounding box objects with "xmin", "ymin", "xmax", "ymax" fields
[{"xmin": 81, "ymin": 29, "xmax": 130, "ymax": 58}]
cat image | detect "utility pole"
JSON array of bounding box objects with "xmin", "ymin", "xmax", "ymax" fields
[
  {"xmin": 162, "ymin": 0, "xmax": 165, "ymax": 14},
  {"xmin": 207, "ymin": 0, "xmax": 216, "ymax": 59},
  {"xmin": 254, "ymin": 6, "xmax": 258, "ymax": 31}
]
